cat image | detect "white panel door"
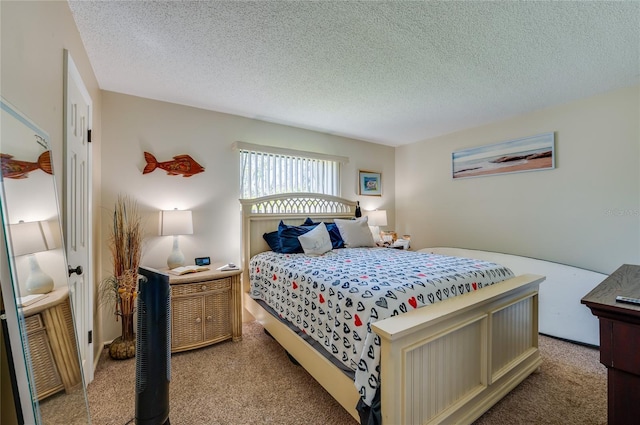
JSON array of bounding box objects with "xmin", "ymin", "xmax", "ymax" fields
[{"xmin": 64, "ymin": 50, "xmax": 94, "ymax": 383}]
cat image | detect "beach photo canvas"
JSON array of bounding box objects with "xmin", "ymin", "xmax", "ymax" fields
[{"xmin": 452, "ymin": 132, "xmax": 555, "ymax": 179}]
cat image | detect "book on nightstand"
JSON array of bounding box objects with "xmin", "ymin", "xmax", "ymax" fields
[
  {"xmin": 168, "ymin": 265, "xmax": 210, "ymax": 276},
  {"xmin": 216, "ymin": 263, "xmax": 239, "ymax": 271}
]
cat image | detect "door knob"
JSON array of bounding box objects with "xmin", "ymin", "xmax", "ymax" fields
[{"xmin": 68, "ymin": 265, "xmax": 83, "ymax": 277}]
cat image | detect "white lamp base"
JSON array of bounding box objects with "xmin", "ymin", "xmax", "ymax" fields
[
  {"xmin": 26, "ymin": 254, "xmax": 54, "ymax": 294},
  {"xmin": 167, "ymin": 235, "xmax": 185, "ymax": 269}
]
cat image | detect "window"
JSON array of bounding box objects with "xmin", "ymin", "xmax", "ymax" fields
[{"xmin": 236, "ymin": 142, "xmax": 347, "ymax": 199}]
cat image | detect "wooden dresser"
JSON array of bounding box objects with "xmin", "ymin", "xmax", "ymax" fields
[
  {"xmin": 581, "ymin": 264, "xmax": 640, "ymax": 425},
  {"xmin": 20, "ymin": 286, "xmax": 82, "ymax": 401},
  {"xmin": 168, "ymin": 265, "xmax": 242, "ymax": 353}
]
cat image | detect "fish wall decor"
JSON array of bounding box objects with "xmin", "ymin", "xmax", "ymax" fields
[
  {"xmin": 1, "ymin": 151, "xmax": 53, "ymax": 179},
  {"xmin": 142, "ymin": 152, "xmax": 205, "ymax": 177}
]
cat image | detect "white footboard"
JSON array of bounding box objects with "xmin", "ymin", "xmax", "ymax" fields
[{"xmin": 372, "ymin": 273, "xmax": 543, "ymax": 425}]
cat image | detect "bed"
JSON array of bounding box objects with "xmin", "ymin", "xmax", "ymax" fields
[{"xmin": 240, "ymin": 193, "xmax": 544, "ymax": 425}]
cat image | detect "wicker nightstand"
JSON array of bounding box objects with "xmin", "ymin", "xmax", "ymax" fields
[
  {"xmin": 20, "ymin": 287, "xmax": 82, "ymax": 400},
  {"xmin": 168, "ymin": 265, "xmax": 242, "ymax": 353}
]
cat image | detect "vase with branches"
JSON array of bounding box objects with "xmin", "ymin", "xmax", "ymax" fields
[{"xmin": 101, "ymin": 195, "xmax": 143, "ymax": 360}]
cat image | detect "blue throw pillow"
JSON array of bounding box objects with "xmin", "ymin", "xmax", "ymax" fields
[
  {"xmin": 304, "ymin": 218, "xmax": 345, "ymax": 249},
  {"xmin": 277, "ymin": 221, "xmax": 316, "ymax": 254},
  {"xmin": 263, "ymin": 231, "xmax": 282, "ymax": 253}
]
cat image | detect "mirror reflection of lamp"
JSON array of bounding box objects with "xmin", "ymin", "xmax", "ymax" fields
[
  {"xmin": 159, "ymin": 209, "xmax": 193, "ymax": 269},
  {"xmin": 366, "ymin": 210, "xmax": 388, "ymax": 243},
  {"xmin": 10, "ymin": 220, "xmax": 56, "ymax": 294}
]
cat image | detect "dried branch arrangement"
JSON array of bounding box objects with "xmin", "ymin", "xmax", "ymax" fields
[{"xmin": 101, "ymin": 195, "xmax": 143, "ymax": 342}]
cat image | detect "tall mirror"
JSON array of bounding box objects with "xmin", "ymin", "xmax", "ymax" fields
[{"xmin": 0, "ymin": 97, "xmax": 90, "ymax": 424}]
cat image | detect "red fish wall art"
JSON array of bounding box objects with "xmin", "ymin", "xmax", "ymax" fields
[
  {"xmin": 142, "ymin": 152, "xmax": 204, "ymax": 177},
  {"xmin": 1, "ymin": 151, "xmax": 53, "ymax": 179}
]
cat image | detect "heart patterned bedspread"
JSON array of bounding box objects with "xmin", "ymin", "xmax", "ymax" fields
[{"xmin": 249, "ymin": 247, "xmax": 514, "ymax": 406}]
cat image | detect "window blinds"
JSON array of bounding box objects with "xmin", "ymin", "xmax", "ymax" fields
[{"xmin": 236, "ymin": 142, "xmax": 345, "ymax": 199}]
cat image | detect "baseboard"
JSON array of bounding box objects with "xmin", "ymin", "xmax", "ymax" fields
[{"xmin": 539, "ymin": 332, "xmax": 598, "ymax": 349}]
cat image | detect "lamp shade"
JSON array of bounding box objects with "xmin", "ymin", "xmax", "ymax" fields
[
  {"xmin": 159, "ymin": 210, "xmax": 193, "ymax": 236},
  {"xmin": 10, "ymin": 220, "xmax": 56, "ymax": 256},
  {"xmin": 367, "ymin": 210, "xmax": 388, "ymax": 227}
]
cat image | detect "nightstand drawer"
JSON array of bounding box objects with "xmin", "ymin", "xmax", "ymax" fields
[{"xmin": 171, "ymin": 277, "xmax": 231, "ymax": 297}]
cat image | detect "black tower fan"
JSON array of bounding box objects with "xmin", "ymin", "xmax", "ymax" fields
[{"xmin": 136, "ymin": 266, "xmax": 171, "ymax": 425}]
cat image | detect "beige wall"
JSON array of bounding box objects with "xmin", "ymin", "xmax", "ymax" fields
[
  {"xmin": 1, "ymin": 0, "xmax": 103, "ymax": 372},
  {"xmin": 100, "ymin": 91, "xmax": 395, "ymax": 342},
  {"xmin": 396, "ymin": 85, "xmax": 640, "ymax": 274}
]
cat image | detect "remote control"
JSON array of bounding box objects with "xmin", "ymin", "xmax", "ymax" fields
[{"xmin": 615, "ymin": 295, "xmax": 640, "ymax": 306}]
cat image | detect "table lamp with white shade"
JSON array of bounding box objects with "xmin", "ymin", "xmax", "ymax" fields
[
  {"xmin": 366, "ymin": 210, "xmax": 387, "ymax": 243},
  {"xmin": 160, "ymin": 209, "xmax": 193, "ymax": 269},
  {"xmin": 10, "ymin": 220, "xmax": 56, "ymax": 294}
]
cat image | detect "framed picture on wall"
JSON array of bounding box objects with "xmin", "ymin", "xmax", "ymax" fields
[
  {"xmin": 359, "ymin": 170, "xmax": 382, "ymax": 196},
  {"xmin": 452, "ymin": 132, "xmax": 555, "ymax": 179}
]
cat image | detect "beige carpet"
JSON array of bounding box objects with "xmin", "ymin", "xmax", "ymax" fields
[
  {"xmin": 475, "ymin": 333, "xmax": 607, "ymax": 425},
  {"xmin": 77, "ymin": 321, "xmax": 606, "ymax": 425}
]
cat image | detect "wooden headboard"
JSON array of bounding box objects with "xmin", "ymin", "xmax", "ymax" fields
[{"xmin": 239, "ymin": 193, "xmax": 357, "ymax": 288}]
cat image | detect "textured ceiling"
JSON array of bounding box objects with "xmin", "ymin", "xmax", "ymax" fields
[{"xmin": 68, "ymin": 1, "xmax": 639, "ymax": 146}]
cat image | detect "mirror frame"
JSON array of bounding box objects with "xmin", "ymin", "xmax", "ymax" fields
[
  {"xmin": 0, "ymin": 211, "xmax": 36, "ymax": 423},
  {"xmin": 0, "ymin": 97, "xmax": 90, "ymax": 423}
]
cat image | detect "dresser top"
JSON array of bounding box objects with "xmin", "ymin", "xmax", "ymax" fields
[
  {"xmin": 581, "ymin": 264, "xmax": 640, "ymax": 312},
  {"xmin": 166, "ymin": 263, "xmax": 241, "ymax": 284},
  {"xmin": 20, "ymin": 286, "xmax": 69, "ymax": 316}
]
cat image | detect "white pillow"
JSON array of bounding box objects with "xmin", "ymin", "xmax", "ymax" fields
[
  {"xmin": 298, "ymin": 222, "xmax": 333, "ymax": 256},
  {"xmin": 334, "ymin": 217, "xmax": 375, "ymax": 248}
]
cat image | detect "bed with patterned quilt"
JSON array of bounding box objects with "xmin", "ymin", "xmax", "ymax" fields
[{"xmin": 240, "ymin": 194, "xmax": 544, "ymax": 425}]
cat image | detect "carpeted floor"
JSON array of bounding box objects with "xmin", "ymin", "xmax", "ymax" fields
[
  {"xmin": 42, "ymin": 320, "xmax": 606, "ymax": 425},
  {"xmin": 475, "ymin": 333, "xmax": 606, "ymax": 425},
  {"xmin": 86, "ymin": 320, "xmax": 357, "ymax": 425}
]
